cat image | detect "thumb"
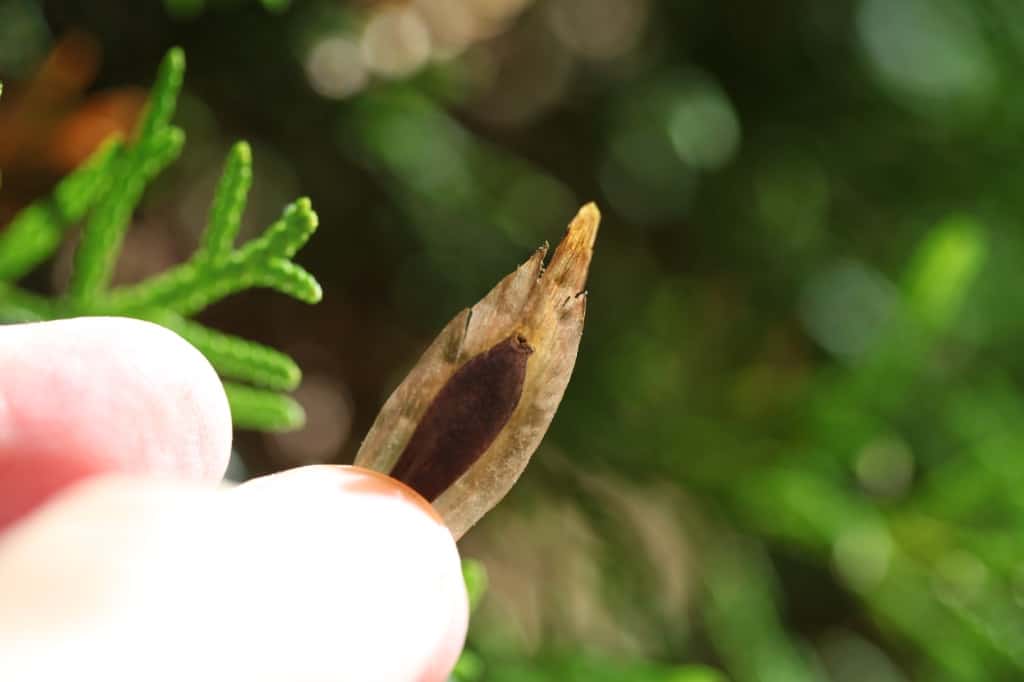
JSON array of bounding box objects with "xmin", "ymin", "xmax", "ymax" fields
[{"xmin": 0, "ymin": 466, "xmax": 467, "ymax": 682}]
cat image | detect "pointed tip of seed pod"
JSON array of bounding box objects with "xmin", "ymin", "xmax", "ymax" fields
[
  {"xmin": 574, "ymin": 202, "xmax": 601, "ymax": 238},
  {"xmin": 547, "ymin": 202, "xmax": 600, "ymax": 289}
]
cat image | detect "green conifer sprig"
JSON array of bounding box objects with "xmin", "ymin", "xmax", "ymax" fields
[
  {"xmin": 105, "ymin": 197, "xmax": 320, "ymax": 316},
  {"xmin": 0, "ymin": 48, "xmax": 322, "ymax": 432},
  {"xmin": 201, "ymin": 140, "xmax": 253, "ymax": 262},
  {"xmin": 69, "ymin": 48, "xmax": 187, "ymax": 301},
  {"xmin": 152, "ymin": 311, "xmax": 301, "ymax": 391},
  {"xmin": 0, "ymin": 139, "xmax": 123, "ymax": 282},
  {"xmin": 222, "ymin": 382, "xmax": 306, "ymax": 432}
]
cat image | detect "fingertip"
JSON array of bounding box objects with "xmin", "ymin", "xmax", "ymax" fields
[
  {"xmin": 0, "ymin": 452, "xmax": 109, "ymax": 534},
  {"xmin": 0, "ymin": 468, "xmax": 469, "ymax": 681},
  {"xmin": 239, "ymin": 464, "xmax": 446, "ymax": 524},
  {"xmin": 0, "ymin": 317, "xmax": 231, "ymax": 482},
  {"xmin": 234, "ymin": 465, "xmax": 469, "ymax": 681},
  {"xmin": 418, "ymin": 574, "xmax": 469, "ymax": 682}
]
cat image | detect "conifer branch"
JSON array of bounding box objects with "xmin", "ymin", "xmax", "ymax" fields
[
  {"xmin": 0, "ymin": 139, "xmax": 122, "ymax": 281},
  {"xmin": 152, "ymin": 311, "xmax": 302, "ymax": 391},
  {"xmin": 199, "ymin": 141, "xmax": 253, "ymax": 263},
  {"xmin": 0, "ymin": 47, "xmax": 322, "ymax": 433},
  {"xmin": 105, "ymin": 198, "xmax": 321, "ymax": 316},
  {"xmin": 224, "ymin": 382, "xmax": 306, "ymax": 431},
  {"xmin": 67, "ymin": 48, "xmax": 186, "ymax": 302}
]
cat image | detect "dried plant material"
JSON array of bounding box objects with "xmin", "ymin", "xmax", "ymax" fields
[
  {"xmin": 389, "ymin": 334, "xmax": 534, "ymax": 501},
  {"xmin": 355, "ymin": 203, "xmax": 600, "ymax": 538}
]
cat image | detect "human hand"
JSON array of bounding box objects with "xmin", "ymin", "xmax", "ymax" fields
[{"xmin": 0, "ymin": 317, "xmax": 468, "ymax": 682}]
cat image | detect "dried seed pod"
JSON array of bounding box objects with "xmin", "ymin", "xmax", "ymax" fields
[{"xmin": 355, "ymin": 203, "xmax": 599, "ymax": 538}]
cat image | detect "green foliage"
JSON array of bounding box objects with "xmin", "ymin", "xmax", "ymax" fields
[
  {"xmin": 704, "ymin": 543, "xmax": 821, "ymax": 682},
  {"xmin": 163, "ymin": 0, "xmax": 290, "ymax": 20},
  {"xmin": 472, "ymin": 655, "xmax": 729, "ymax": 682},
  {"xmin": 450, "ymin": 650, "xmax": 485, "ymax": 682},
  {"xmin": 462, "ymin": 558, "xmax": 488, "ymax": 614},
  {"xmin": 451, "ymin": 559, "xmax": 727, "ymax": 682},
  {"xmin": 450, "ymin": 560, "xmax": 489, "ymax": 682},
  {"xmin": 0, "ymin": 48, "xmax": 321, "ymax": 432},
  {"xmin": 904, "ymin": 216, "xmax": 987, "ymax": 329},
  {"xmin": 0, "ymin": 139, "xmax": 123, "ymax": 282}
]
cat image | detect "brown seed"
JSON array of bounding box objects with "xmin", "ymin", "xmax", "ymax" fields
[{"xmin": 389, "ymin": 334, "xmax": 534, "ymax": 501}]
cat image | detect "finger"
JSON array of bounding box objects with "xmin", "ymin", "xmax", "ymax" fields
[
  {"xmin": 0, "ymin": 450, "xmax": 109, "ymax": 533},
  {"xmin": 0, "ymin": 317, "xmax": 231, "ymax": 528},
  {"xmin": 0, "ymin": 467, "xmax": 467, "ymax": 682},
  {"xmin": 233, "ymin": 465, "xmax": 469, "ymax": 681}
]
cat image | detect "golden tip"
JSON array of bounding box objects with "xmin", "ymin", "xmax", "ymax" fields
[
  {"xmin": 547, "ymin": 203, "xmax": 600, "ymax": 287},
  {"xmin": 578, "ymin": 201, "xmax": 601, "ymax": 221},
  {"xmin": 565, "ymin": 202, "xmax": 600, "ymax": 250}
]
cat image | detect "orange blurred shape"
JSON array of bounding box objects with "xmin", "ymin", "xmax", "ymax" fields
[
  {"xmin": 0, "ymin": 30, "xmax": 144, "ymax": 178},
  {"xmin": 47, "ymin": 89, "xmax": 147, "ymax": 170},
  {"xmin": 0, "ymin": 31, "xmax": 101, "ymax": 168}
]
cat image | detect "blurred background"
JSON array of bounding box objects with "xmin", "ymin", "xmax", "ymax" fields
[{"xmin": 3, "ymin": 0, "xmax": 1024, "ymax": 680}]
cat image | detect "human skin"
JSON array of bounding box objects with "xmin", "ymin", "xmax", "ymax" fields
[{"xmin": 0, "ymin": 317, "xmax": 468, "ymax": 682}]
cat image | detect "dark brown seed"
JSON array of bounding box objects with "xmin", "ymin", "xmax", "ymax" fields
[{"xmin": 389, "ymin": 334, "xmax": 534, "ymax": 501}]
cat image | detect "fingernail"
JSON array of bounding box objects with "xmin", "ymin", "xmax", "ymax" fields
[
  {"xmin": 333, "ymin": 466, "xmax": 446, "ymax": 526},
  {"xmin": 234, "ymin": 464, "xmax": 447, "ymax": 528}
]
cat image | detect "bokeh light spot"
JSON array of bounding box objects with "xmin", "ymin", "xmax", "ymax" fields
[
  {"xmin": 601, "ymin": 72, "xmax": 735, "ymax": 222},
  {"xmin": 599, "ymin": 127, "xmax": 699, "ymax": 223},
  {"xmin": 855, "ymin": 436, "xmax": 915, "ymax": 499},
  {"xmin": 832, "ymin": 519, "xmax": 892, "ymax": 593},
  {"xmin": 362, "ymin": 5, "xmax": 433, "ymax": 78},
  {"xmin": 857, "ymin": 0, "xmax": 996, "ymax": 108},
  {"xmin": 305, "ymin": 36, "xmax": 368, "ymax": 99},
  {"xmin": 667, "ymin": 79, "xmax": 741, "ymax": 171},
  {"xmin": 414, "ymin": 0, "xmax": 480, "ymax": 58},
  {"xmin": 545, "ymin": 0, "xmax": 650, "ymax": 61},
  {"xmin": 465, "ymin": 14, "xmax": 574, "ymax": 127},
  {"xmin": 800, "ymin": 260, "xmax": 896, "ymax": 359},
  {"xmin": 266, "ymin": 375, "xmax": 354, "ymax": 466}
]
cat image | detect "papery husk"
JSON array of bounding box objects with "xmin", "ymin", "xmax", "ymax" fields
[{"xmin": 354, "ymin": 203, "xmax": 600, "ymax": 538}]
